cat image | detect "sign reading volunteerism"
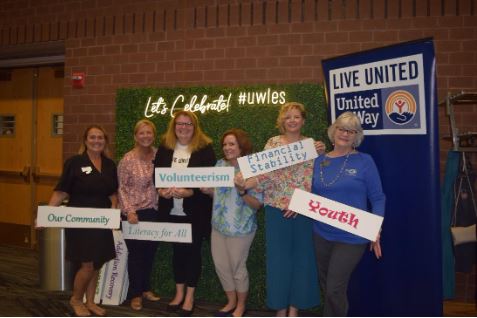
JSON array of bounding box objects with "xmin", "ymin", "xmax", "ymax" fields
[
  {"xmin": 289, "ymin": 189, "xmax": 383, "ymax": 241},
  {"xmin": 37, "ymin": 206, "xmax": 120, "ymax": 229},
  {"xmin": 155, "ymin": 166, "xmax": 234, "ymax": 188},
  {"xmin": 237, "ymin": 138, "xmax": 318, "ymax": 179}
]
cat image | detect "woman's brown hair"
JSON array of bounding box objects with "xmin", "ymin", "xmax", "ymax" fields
[
  {"xmin": 220, "ymin": 128, "xmax": 253, "ymax": 157},
  {"xmin": 78, "ymin": 125, "xmax": 111, "ymax": 158}
]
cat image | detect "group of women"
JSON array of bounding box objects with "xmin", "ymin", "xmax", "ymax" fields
[{"xmin": 46, "ymin": 102, "xmax": 385, "ymax": 317}]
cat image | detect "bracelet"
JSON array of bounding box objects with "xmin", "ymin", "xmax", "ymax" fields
[{"xmin": 239, "ymin": 190, "xmax": 247, "ymax": 197}]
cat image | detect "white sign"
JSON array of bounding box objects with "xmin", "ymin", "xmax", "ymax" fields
[
  {"xmin": 289, "ymin": 189, "xmax": 383, "ymax": 241},
  {"xmin": 101, "ymin": 230, "xmax": 128, "ymax": 305},
  {"xmin": 237, "ymin": 138, "xmax": 318, "ymax": 179},
  {"xmin": 37, "ymin": 206, "xmax": 121, "ymax": 229},
  {"xmin": 155, "ymin": 166, "xmax": 234, "ymax": 188},
  {"xmin": 122, "ymin": 221, "xmax": 192, "ymax": 243}
]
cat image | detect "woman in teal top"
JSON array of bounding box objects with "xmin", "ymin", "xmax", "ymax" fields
[{"xmin": 202, "ymin": 128, "xmax": 263, "ymax": 317}]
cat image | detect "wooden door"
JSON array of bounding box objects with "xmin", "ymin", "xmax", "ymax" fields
[{"xmin": 0, "ymin": 67, "xmax": 63, "ymax": 248}]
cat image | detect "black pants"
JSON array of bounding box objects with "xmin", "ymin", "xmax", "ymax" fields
[
  {"xmin": 313, "ymin": 233, "xmax": 366, "ymax": 317},
  {"xmin": 124, "ymin": 208, "xmax": 159, "ymax": 299},
  {"xmin": 169, "ymin": 215, "xmax": 204, "ymax": 287}
]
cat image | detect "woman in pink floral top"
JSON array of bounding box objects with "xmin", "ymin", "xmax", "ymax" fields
[
  {"xmin": 118, "ymin": 119, "xmax": 161, "ymax": 311},
  {"xmin": 238, "ymin": 102, "xmax": 325, "ymax": 317}
]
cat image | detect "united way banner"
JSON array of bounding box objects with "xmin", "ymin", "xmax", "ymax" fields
[
  {"xmin": 328, "ymin": 54, "xmax": 426, "ymax": 135},
  {"xmin": 322, "ymin": 38, "xmax": 441, "ymax": 316}
]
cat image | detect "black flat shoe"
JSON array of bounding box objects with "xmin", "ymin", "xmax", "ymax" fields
[
  {"xmin": 166, "ymin": 303, "xmax": 181, "ymax": 313},
  {"xmin": 180, "ymin": 305, "xmax": 195, "ymax": 317}
]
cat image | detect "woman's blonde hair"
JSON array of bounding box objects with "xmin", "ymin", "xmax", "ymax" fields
[
  {"xmin": 134, "ymin": 119, "xmax": 157, "ymax": 146},
  {"xmin": 161, "ymin": 110, "xmax": 212, "ymax": 152},
  {"xmin": 328, "ymin": 111, "xmax": 364, "ymax": 147},
  {"xmin": 276, "ymin": 102, "xmax": 307, "ymax": 134},
  {"xmin": 78, "ymin": 125, "xmax": 111, "ymax": 158}
]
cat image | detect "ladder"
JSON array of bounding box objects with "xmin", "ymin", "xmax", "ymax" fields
[{"xmin": 442, "ymin": 91, "xmax": 477, "ymax": 152}]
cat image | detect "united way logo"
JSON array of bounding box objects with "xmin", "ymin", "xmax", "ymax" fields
[{"xmin": 384, "ymin": 90, "xmax": 417, "ymax": 125}]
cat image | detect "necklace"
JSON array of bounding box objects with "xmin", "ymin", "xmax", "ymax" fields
[{"xmin": 320, "ymin": 151, "xmax": 351, "ymax": 187}]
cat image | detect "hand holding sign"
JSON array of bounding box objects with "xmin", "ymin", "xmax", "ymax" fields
[
  {"xmin": 314, "ymin": 140, "xmax": 327, "ymax": 155},
  {"xmin": 172, "ymin": 188, "xmax": 193, "ymax": 199},
  {"xmin": 370, "ymin": 230, "xmax": 382, "ymax": 258}
]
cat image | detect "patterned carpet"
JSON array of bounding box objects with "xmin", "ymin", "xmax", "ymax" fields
[
  {"xmin": 0, "ymin": 244, "xmax": 278, "ymax": 316},
  {"xmin": 0, "ymin": 244, "xmax": 475, "ymax": 316}
]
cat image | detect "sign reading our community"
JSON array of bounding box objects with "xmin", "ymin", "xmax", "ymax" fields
[
  {"xmin": 289, "ymin": 189, "xmax": 383, "ymax": 241},
  {"xmin": 326, "ymin": 53, "xmax": 426, "ymax": 135},
  {"xmin": 122, "ymin": 221, "xmax": 192, "ymax": 243},
  {"xmin": 237, "ymin": 138, "xmax": 318, "ymax": 179},
  {"xmin": 37, "ymin": 206, "xmax": 121, "ymax": 229},
  {"xmin": 155, "ymin": 166, "xmax": 234, "ymax": 188}
]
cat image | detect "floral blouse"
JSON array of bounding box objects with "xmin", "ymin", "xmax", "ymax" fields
[
  {"xmin": 212, "ymin": 159, "xmax": 263, "ymax": 236},
  {"xmin": 256, "ymin": 135, "xmax": 314, "ymax": 210},
  {"xmin": 118, "ymin": 149, "xmax": 158, "ymax": 215}
]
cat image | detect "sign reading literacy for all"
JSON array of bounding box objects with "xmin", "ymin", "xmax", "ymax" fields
[
  {"xmin": 288, "ymin": 189, "xmax": 383, "ymax": 241},
  {"xmin": 122, "ymin": 221, "xmax": 192, "ymax": 243},
  {"xmin": 237, "ymin": 138, "xmax": 318, "ymax": 179},
  {"xmin": 37, "ymin": 206, "xmax": 121, "ymax": 229},
  {"xmin": 155, "ymin": 167, "xmax": 234, "ymax": 188}
]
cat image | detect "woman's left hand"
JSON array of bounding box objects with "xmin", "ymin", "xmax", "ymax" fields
[
  {"xmin": 172, "ymin": 188, "xmax": 193, "ymax": 199},
  {"xmin": 314, "ymin": 140, "xmax": 326, "ymax": 155},
  {"xmin": 370, "ymin": 232, "xmax": 382, "ymax": 259},
  {"xmin": 200, "ymin": 187, "xmax": 214, "ymax": 196},
  {"xmin": 282, "ymin": 209, "xmax": 297, "ymax": 218}
]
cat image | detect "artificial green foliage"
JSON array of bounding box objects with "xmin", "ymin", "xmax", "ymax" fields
[{"xmin": 116, "ymin": 83, "xmax": 328, "ymax": 310}]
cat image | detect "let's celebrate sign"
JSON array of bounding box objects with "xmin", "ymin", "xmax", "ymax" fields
[{"xmin": 289, "ymin": 189, "xmax": 383, "ymax": 241}]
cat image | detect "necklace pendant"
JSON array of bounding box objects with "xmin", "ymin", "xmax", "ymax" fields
[{"xmin": 321, "ymin": 160, "xmax": 330, "ymax": 167}]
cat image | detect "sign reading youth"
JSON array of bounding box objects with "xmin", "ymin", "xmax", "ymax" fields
[
  {"xmin": 237, "ymin": 138, "xmax": 318, "ymax": 179},
  {"xmin": 327, "ymin": 54, "xmax": 426, "ymax": 135},
  {"xmin": 289, "ymin": 189, "xmax": 383, "ymax": 241},
  {"xmin": 37, "ymin": 206, "xmax": 121, "ymax": 229},
  {"xmin": 155, "ymin": 167, "xmax": 234, "ymax": 188}
]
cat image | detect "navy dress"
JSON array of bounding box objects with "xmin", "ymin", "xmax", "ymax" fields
[{"xmin": 55, "ymin": 153, "xmax": 117, "ymax": 266}]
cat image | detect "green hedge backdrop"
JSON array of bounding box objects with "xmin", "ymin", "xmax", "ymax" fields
[{"xmin": 116, "ymin": 83, "xmax": 328, "ymax": 310}]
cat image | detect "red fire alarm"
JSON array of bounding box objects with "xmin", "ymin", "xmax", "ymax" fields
[{"xmin": 72, "ymin": 72, "xmax": 85, "ymax": 89}]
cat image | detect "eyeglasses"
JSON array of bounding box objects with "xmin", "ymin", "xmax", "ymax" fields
[
  {"xmin": 337, "ymin": 127, "xmax": 358, "ymax": 135},
  {"xmin": 175, "ymin": 122, "xmax": 193, "ymax": 127}
]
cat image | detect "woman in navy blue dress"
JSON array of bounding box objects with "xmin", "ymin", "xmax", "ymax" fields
[{"xmin": 48, "ymin": 125, "xmax": 118, "ymax": 317}]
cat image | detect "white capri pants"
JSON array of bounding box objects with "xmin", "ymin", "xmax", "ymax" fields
[{"xmin": 211, "ymin": 228, "xmax": 256, "ymax": 293}]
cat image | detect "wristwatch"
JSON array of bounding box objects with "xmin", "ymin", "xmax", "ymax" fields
[{"xmin": 239, "ymin": 190, "xmax": 248, "ymax": 197}]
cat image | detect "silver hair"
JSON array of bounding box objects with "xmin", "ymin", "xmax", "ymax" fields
[{"xmin": 327, "ymin": 111, "xmax": 364, "ymax": 147}]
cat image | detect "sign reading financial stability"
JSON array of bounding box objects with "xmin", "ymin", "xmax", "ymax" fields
[
  {"xmin": 37, "ymin": 206, "xmax": 121, "ymax": 229},
  {"xmin": 289, "ymin": 189, "xmax": 383, "ymax": 241},
  {"xmin": 237, "ymin": 138, "xmax": 318, "ymax": 179},
  {"xmin": 327, "ymin": 54, "xmax": 426, "ymax": 135},
  {"xmin": 155, "ymin": 167, "xmax": 234, "ymax": 188}
]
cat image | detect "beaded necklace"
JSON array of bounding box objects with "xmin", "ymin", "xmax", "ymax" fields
[{"xmin": 319, "ymin": 151, "xmax": 351, "ymax": 187}]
